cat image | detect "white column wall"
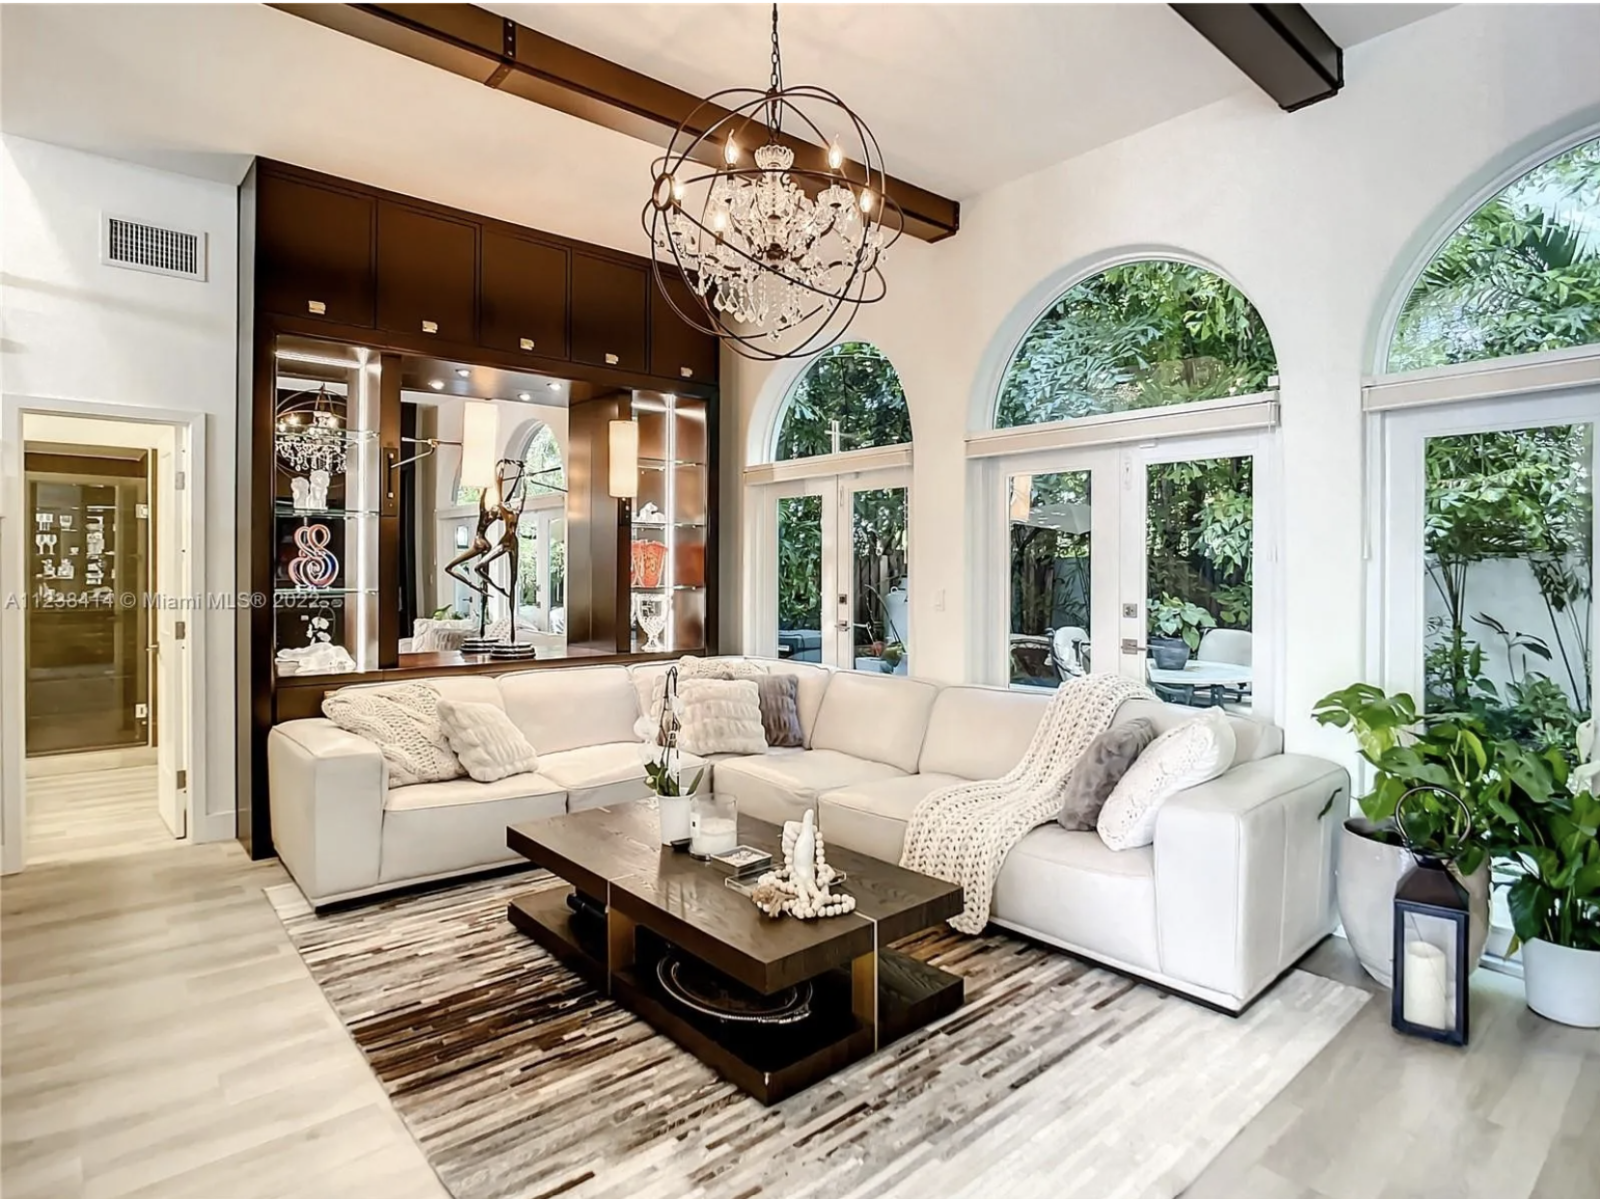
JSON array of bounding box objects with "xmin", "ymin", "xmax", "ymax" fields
[{"xmin": 721, "ymin": 3, "xmax": 1600, "ymax": 767}]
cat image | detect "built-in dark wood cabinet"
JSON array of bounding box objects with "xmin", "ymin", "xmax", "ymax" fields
[
  {"xmin": 651, "ymin": 274, "xmax": 719, "ymax": 384},
  {"xmin": 376, "ymin": 200, "xmax": 478, "ymax": 342},
  {"xmin": 256, "ymin": 172, "xmax": 376, "ymax": 326},
  {"xmin": 571, "ymin": 252, "xmax": 648, "ymax": 372},
  {"xmin": 480, "ymin": 230, "xmax": 568, "ymax": 359}
]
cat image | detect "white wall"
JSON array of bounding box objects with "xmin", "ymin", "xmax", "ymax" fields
[
  {"xmin": 1, "ymin": 135, "xmax": 240, "ymax": 856},
  {"xmin": 723, "ymin": 3, "xmax": 1600, "ymax": 768}
]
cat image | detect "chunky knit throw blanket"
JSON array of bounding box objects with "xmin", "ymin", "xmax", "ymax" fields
[{"xmin": 900, "ymin": 673, "xmax": 1154, "ymax": 934}]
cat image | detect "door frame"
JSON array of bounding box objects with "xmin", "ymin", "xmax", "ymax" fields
[
  {"xmin": 1, "ymin": 395, "xmax": 209, "ymax": 874},
  {"xmin": 750, "ymin": 463, "xmax": 914, "ymax": 669}
]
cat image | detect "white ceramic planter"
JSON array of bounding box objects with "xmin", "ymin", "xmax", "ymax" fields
[
  {"xmin": 1337, "ymin": 820, "xmax": 1490, "ymax": 987},
  {"xmin": 1522, "ymin": 939, "xmax": 1600, "ymax": 1028}
]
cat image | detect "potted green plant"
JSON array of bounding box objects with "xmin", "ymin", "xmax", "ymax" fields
[
  {"xmin": 1480, "ymin": 738, "xmax": 1600, "ymax": 1027},
  {"xmin": 642, "ymin": 667, "xmax": 705, "ymax": 846},
  {"xmin": 1313, "ymin": 684, "xmax": 1493, "ymax": 986},
  {"xmin": 1147, "ymin": 594, "xmax": 1215, "ymax": 670},
  {"xmin": 882, "ymin": 641, "xmax": 907, "ymax": 675}
]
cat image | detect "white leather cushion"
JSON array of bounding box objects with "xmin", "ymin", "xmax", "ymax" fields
[
  {"xmin": 633, "ymin": 656, "xmax": 769, "ymax": 741},
  {"xmin": 675, "ymin": 678, "xmax": 767, "ymax": 756},
  {"xmin": 437, "ymin": 697, "xmax": 540, "ymax": 783},
  {"xmin": 497, "ymin": 666, "xmax": 640, "ymax": 754},
  {"xmin": 321, "ymin": 682, "xmax": 463, "ymax": 789},
  {"xmin": 714, "ymin": 750, "xmax": 905, "ymax": 827},
  {"xmin": 810, "ymin": 672, "xmax": 939, "ymax": 773},
  {"xmin": 1097, "ymin": 709, "xmax": 1236, "ymax": 851},
  {"xmin": 918, "ymin": 686, "xmax": 1048, "ymax": 779},
  {"xmin": 817, "ymin": 773, "xmax": 968, "ymax": 863}
]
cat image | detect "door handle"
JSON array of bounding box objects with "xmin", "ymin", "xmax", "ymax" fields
[{"xmin": 1121, "ymin": 638, "xmax": 1146, "ymax": 655}]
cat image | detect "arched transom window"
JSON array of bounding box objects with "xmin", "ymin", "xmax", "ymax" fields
[
  {"xmin": 775, "ymin": 342, "xmax": 910, "ymax": 460},
  {"xmin": 1389, "ymin": 136, "xmax": 1600, "ymax": 372},
  {"xmin": 521, "ymin": 422, "xmax": 564, "ymax": 495},
  {"xmin": 996, "ymin": 260, "xmax": 1277, "ymax": 428}
]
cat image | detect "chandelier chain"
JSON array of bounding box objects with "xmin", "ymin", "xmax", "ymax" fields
[{"xmin": 767, "ymin": 3, "xmax": 783, "ymax": 132}]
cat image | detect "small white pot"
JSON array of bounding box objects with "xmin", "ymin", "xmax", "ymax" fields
[
  {"xmin": 1337, "ymin": 820, "xmax": 1490, "ymax": 988},
  {"xmin": 657, "ymin": 794, "xmax": 692, "ymax": 846},
  {"xmin": 1522, "ymin": 939, "xmax": 1600, "ymax": 1028}
]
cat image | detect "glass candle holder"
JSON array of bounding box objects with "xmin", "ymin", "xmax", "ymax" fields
[{"xmin": 689, "ymin": 793, "xmax": 739, "ymax": 859}]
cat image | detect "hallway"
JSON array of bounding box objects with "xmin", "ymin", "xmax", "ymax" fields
[{"xmin": 24, "ymin": 762, "xmax": 173, "ymax": 865}]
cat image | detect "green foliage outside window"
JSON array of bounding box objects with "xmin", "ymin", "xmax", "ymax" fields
[
  {"xmin": 997, "ymin": 260, "xmax": 1277, "ymax": 427},
  {"xmin": 776, "ymin": 342, "xmax": 911, "ymax": 459},
  {"xmin": 1390, "ymin": 137, "xmax": 1600, "ymax": 371},
  {"xmin": 777, "ymin": 495, "xmax": 822, "ymax": 631}
]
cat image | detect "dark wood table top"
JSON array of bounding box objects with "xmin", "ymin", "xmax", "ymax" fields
[{"xmin": 507, "ymin": 801, "xmax": 963, "ymax": 994}]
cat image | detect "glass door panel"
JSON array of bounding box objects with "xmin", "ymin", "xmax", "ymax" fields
[
  {"xmin": 846, "ymin": 485, "xmax": 909, "ymax": 673},
  {"xmin": 776, "ymin": 493, "xmax": 824, "ymax": 663},
  {"xmin": 1007, "ymin": 470, "xmax": 1092, "ymax": 689}
]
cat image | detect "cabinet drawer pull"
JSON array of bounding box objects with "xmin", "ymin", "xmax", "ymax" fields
[
  {"xmin": 421, "ymin": 320, "xmax": 439, "ymax": 335},
  {"xmin": 307, "ymin": 300, "xmax": 326, "ymax": 316},
  {"xmin": 605, "ymin": 352, "xmax": 620, "ymax": 366},
  {"xmin": 519, "ymin": 337, "xmax": 535, "ymax": 351},
  {"xmin": 679, "ymin": 366, "xmax": 694, "ymax": 379}
]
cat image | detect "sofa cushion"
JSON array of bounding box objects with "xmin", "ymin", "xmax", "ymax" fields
[
  {"xmin": 1115, "ymin": 698, "xmax": 1281, "ymax": 762},
  {"xmin": 437, "ymin": 698, "xmax": 541, "ymax": 782},
  {"xmin": 537, "ymin": 742, "xmax": 709, "ymax": 813},
  {"xmin": 497, "ymin": 666, "xmax": 640, "ymax": 755},
  {"xmin": 1058, "ymin": 718, "xmax": 1157, "ymax": 831},
  {"xmin": 675, "ymin": 678, "xmax": 766, "ymax": 756},
  {"xmin": 714, "ymin": 750, "xmax": 905, "ymax": 827},
  {"xmin": 380, "ymin": 773, "xmax": 565, "ymax": 883},
  {"xmin": 810, "ymin": 672, "xmax": 938, "ymax": 773},
  {"xmin": 917, "ymin": 686, "xmax": 1048, "ymax": 779},
  {"xmin": 1099, "ymin": 710, "xmax": 1236, "ymax": 851},
  {"xmin": 991, "ymin": 826, "xmax": 1160, "ymax": 970},
  {"xmin": 817, "ymin": 773, "xmax": 967, "ymax": 863},
  {"xmin": 755, "ymin": 673, "xmax": 805, "ymax": 748},
  {"xmin": 629, "ymin": 658, "xmax": 832, "ymax": 747},
  {"xmin": 321, "ymin": 682, "xmax": 463, "ymax": 788}
]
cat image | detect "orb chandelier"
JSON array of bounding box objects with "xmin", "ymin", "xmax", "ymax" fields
[{"xmin": 643, "ymin": 3, "xmax": 902, "ymax": 362}]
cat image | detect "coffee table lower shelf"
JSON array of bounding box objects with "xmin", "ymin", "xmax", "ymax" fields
[{"xmin": 508, "ymin": 884, "xmax": 963, "ymax": 1105}]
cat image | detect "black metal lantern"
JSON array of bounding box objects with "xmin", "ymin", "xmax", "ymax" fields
[{"xmin": 1390, "ymin": 786, "xmax": 1472, "ymax": 1046}]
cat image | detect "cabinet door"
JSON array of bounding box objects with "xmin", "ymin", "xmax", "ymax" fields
[
  {"xmin": 571, "ymin": 252, "xmax": 647, "ymax": 371},
  {"xmin": 480, "ymin": 230, "xmax": 569, "ymax": 359},
  {"xmin": 257, "ymin": 173, "xmax": 375, "ymax": 326},
  {"xmin": 650, "ymin": 273, "xmax": 719, "ymax": 384},
  {"xmin": 376, "ymin": 201, "xmax": 478, "ymax": 342}
]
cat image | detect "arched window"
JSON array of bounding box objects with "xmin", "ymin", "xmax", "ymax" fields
[
  {"xmin": 775, "ymin": 342, "xmax": 911, "ymax": 460},
  {"xmin": 1389, "ymin": 137, "xmax": 1600, "ymax": 371},
  {"xmin": 996, "ymin": 260, "xmax": 1277, "ymax": 428},
  {"xmin": 521, "ymin": 422, "xmax": 564, "ymax": 495}
]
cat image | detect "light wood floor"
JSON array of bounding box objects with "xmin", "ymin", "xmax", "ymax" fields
[
  {"xmin": 2, "ymin": 840, "xmax": 1596, "ymax": 1199},
  {"xmin": 24, "ymin": 763, "xmax": 176, "ymax": 866}
]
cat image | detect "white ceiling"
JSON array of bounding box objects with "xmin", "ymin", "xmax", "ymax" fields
[{"xmin": 2, "ymin": 2, "xmax": 1454, "ymax": 251}]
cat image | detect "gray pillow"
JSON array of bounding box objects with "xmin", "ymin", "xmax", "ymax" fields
[
  {"xmin": 1059, "ymin": 718, "xmax": 1157, "ymax": 831},
  {"xmin": 756, "ymin": 673, "xmax": 804, "ymax": 748}
]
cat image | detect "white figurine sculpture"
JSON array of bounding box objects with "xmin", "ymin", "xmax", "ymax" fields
[
  {"xmin": 750, "ymin": 810, "xmax": 857, "ymax": 920},
  {"xmin": 291, "ymin": 476, "xmax": 311, "ymax": 510},
  {"xmin": 308, "ymin": 468, "xmax": 331, "ymax": 509}
]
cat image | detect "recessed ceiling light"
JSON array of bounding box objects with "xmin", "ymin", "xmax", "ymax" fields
[
  {"xmin": 547, "ymin": 381, "xmax": 561, "ymax": 391},
  {"xmin": 455, "ymin": 368, "xmax": 470, "ymax": 378},
  {"xmin": 517, "ymin": 392, "xmax": 531, "ymax": 402},
  {"xmin": 429, "ymin": 380, "xmax": 444, "ymax": 390}
]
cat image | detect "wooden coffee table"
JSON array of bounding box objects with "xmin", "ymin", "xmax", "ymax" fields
[{"xmin": 505, "ymin": 801, "xmax": 964, "ymax": 1104}]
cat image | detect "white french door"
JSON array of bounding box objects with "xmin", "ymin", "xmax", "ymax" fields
[
  {"xmin": 989, "ymin": 431, "xmax": 1277, "ymax": 717},
  {"xmin": 756, "ymin": 466, "xmax": 911, "ymax": 671}
]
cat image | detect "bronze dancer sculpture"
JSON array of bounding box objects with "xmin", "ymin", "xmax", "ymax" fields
[{"xmin": 443, "ymin": 459, "xmax": 532, "ymax": 655}]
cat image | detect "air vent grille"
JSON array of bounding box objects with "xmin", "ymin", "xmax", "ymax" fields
[{"xmin": 102, "ymin": 216, "xmax": 206, "ymax": 281}]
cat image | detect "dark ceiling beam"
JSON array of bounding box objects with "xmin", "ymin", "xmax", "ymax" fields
[
  {"xmin": 1171, "ymin": 4, "xmax": 1342, "ymax": 111},
  {"xmin": 273, "ymin": 3, "xmax": 961, "ymax": 243}
]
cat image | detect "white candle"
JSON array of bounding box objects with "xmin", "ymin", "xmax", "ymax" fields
[
  {"xmin": 690, "ymin": 815, "xmax": 739, "ymax": 857},
  {"xmin": 1401, "ymin": 941, "xmax": 1452, "ymax": 1030}
]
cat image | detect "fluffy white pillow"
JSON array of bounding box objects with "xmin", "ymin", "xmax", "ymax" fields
[
  {"xmin": 321, "ymin": 682, "xmax": 462, "ymax": 789},
  {"xmin": 1096, "ymin": 709, "xmax": 1237, "ymax": 851},
  {"xmin": 436, "ymin": 698, "xmax": 540, "ymax": 783},
  {"xmin": 635, "ymin": 656, "xmax": 770, "ymax": 742},
  {"xmin": 674, "ymin": 678, "xmax": 767, "ymax": 756}
]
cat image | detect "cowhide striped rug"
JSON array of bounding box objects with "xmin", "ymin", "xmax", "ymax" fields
[{"xmin": 268, "ymin": 871, "xmax": 1365, "ymax": 1199}]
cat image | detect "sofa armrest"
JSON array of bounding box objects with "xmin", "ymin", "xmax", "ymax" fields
[
  {"xmin": 267, "ymin": 719, "xmax": 387, "ymax": 904},
  {"xmin": 1153, "ymin": 754, "xmax": 1348, "ymax": 1008}
]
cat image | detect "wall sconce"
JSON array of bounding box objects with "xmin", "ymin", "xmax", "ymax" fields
[
  {"xmin": 459, "ymin": 401, "xmax": 500, "ymax": 492},
  {"xmin": 609, "ymin": 418, "xmax": 639, "ymax": 499}
]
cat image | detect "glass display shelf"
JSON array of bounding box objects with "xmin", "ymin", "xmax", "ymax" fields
[
  {"xmin": 637, "ymin": 457, "xmax": 707, "ymax": 470},
  {"xmin": 272, "ymin": 427, "xmax": 376, "ymax": 443},
  {"xmin": 631, "ymin": 584, "xmax": 706, "ymax": 592},
  {"xmin": 631, "ymin": 520, "xmax": 707, "ymax": 529},
  {"xmin": 273, "ymin": 586, "xmax": 379, "ymax": 599},
  {"xmin": 274, "ymin": 503, "xmax": 378, "ymax": 518}
]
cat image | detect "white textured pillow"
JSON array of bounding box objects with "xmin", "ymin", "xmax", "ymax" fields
[
  {"xmin": 436, "ymin": 697, "xmax": 540, "ymax": 783},
  {"xmin": 321, "ymin": 682, "xmax": 463, "ymax": 789},
  {"xmin": 635, "ymin": 656, "xmax": 770, "ymax": 742},
  {"xmin": 1097, "ymin": 709, "xmax": 1237, "ymax": 851},
  {"xmin": 674, "ymin": 678, "xmax": 767, "ymax": 756}
]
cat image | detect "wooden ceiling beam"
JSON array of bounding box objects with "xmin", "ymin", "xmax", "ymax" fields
[
  {"xmin": 1171, "ymin": 4, "xmax": 1342, "ymax": 112},
  {"xmin": 273, "ymin": 3, "xmax": 962, "ymax": 243}
]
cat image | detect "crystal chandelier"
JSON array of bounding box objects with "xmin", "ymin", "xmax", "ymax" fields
[
  {"xmin": 275, "ymin": 385, "xmax": 349, "ymax": 476},
  {"xmin": 643, "ymin": 4, "xmax": 902, "ymax": 361}
]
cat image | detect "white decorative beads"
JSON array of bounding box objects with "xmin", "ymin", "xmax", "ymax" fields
[{"xmin": 749, "ymin": 810, "xmax": 857, "ymax": 920}]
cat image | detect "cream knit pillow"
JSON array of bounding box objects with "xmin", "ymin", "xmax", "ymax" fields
[
  {"xmin": 636, "ymin": 656, "xmax": 770, "ymax": 742},
  {"xmin": 1096, "ymin": 709, "xmax": 1236, "ymax": 851},
  {"xmin": 436, "ymin": 698, "xmax": 540, "ymax": 783},
  {"xmin": 674, "ymin": 678, "xmax": 767, "ymax": 756},
  {"xmin": 321, "ymin": 682, "xmax": 463, "ymax": 789}
]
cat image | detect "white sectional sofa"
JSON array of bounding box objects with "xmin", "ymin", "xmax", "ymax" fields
[{"xmin": 268, "ymin": 658, "xmax": 1348, "ymax": 1012}]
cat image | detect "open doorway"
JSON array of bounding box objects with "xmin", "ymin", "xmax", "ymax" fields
[{"xmin": 7, "ymin": 412, "xmax": 195, "ymax": 867}]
